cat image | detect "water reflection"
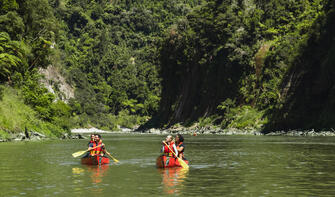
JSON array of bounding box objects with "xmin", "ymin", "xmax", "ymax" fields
[
  {"xmin": 86, "ymin": 165, "xmax": 109, "ymax": 184},
  {"xmin": 158, "ymin": 168, "xmax": 189, "ymax": 195},
  {"xmin": 72, "ymin": 165, "xmax": 109, "ymax": 195},
  {"xmin": 71, "ymin": 167, "xmax": 85, "ymax": 193},
  {"xmin": 72, "ymin": 167, "xmax": 85, "ymax": 174}
]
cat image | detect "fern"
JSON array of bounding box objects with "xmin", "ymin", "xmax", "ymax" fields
[{"xmin": 0, "ymin": 32, "xmax": 27, "ymax": 80}]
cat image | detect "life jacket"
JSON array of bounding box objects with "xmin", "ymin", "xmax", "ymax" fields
[
  {"xmin": 90, "ymin": 141, "xmax": 103, "ymax": 156},
  {"xmin": 176, "ymin": 142, "xmax": 184, "ymax": 159},
  {"xmin": 88, "ymin": 140, "xmax": 94, "ymax": 146},
  {"xmin": 163, "ymin": 141, "xmax": 175, "ymax": 157},
  {"xmin": 176, "ymin": 142, "xmax": 184, "ymax": 153}
]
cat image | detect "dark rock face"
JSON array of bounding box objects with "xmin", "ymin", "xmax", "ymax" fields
[
  {"xmin": 266, "ymin": 8, "xmax": 335, "ymax": 131},
  {"xmin": 157, "ymin": 61, "xmax": 242, "ymax": 127},
  {"xmin": 153, "ymin": 1, "xmax": 335, "ymax": 132}
]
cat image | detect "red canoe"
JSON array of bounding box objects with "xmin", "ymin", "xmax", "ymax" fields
[
  {"xmin": 81, "ymin": 156, "xmax": 110, "ymax": 165},
  {"xmin": 156, "ymin": 155, "xmax": 189, "ymax": 168}
]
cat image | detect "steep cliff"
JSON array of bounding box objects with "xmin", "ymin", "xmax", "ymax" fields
[
  {"xmin": 154, "ymin": 0, "xmax": 335, "ymax": 130},
  {"xmin": 266, "ymin": 3, "xmax": 335, "ymax": 130}
]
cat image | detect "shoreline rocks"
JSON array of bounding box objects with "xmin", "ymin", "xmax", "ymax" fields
[
  {"xmin": 2, "ymin": 127, "xmax": 335, "ymax": 143},
  {"xmin": 71, "ymin": 127, "xmax": 114, "ymax": 134},
  {"xmin": 138, "ymin": 127, "xmax": 335, "ymax": 137},
  {"xmin": 62, "ymin": 133, "xmax": 87, "ymax": 140},
  {"xmin": 139, "ymin": 127, "xmax": 263, "ymax": 135},
  {"xmin": 265, "ymin": 129, "xmax": 335, "ymax": 137},
  {"xmin": 70, "ymin": 127, "xmax": 133, "ymax": 135},
  {"xmin": 9, "ymin": 131, "xmax": 48, "ymax": 142}
]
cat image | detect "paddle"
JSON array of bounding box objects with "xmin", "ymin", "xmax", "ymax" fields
[
  {"xmin": 163, "ymin": 141, "xmax": 189, "ymax": 169},
  {"xmin": 72, "ymin": 144, "xmax": 104, "ymax": 158},
  {"xmin": 105, "ymin": 151, "xmax": 119, "ymax": 163}
]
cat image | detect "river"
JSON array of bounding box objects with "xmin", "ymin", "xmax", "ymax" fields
[{"xmin": 1, "ymin": 134, "xmax": 335, "ymax": 196}]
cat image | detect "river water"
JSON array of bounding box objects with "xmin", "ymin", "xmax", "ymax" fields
[{"xmin": 1, "ymin": 134, "xmax": 335, "ymax": 196}]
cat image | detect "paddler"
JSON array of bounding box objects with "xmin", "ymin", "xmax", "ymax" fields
[
  {"xmin": 88, "ymin": 134, "xmax": 95, "ymax": 147},
  {"xmin": 91, "ymin": 134, "xmax": 106, "ymax": 157},
  {"xmin": 90, "ymin": 134, "xmax": 108, "ymax": 164},
  {"xmin": 82, "ymin": 134, "xmax": 95, "ymax": 158},
  {"xmin": 161, "ymin": 135, "xmax": 178, "ymax": 166},
  {"xmin": 175, "ymin": 134, "xmax": 186, "ymax": 160}
]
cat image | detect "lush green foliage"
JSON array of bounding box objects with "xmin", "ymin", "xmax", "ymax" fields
[
  {"xmin": 0, "ymin": 86, "xmax": 68, "ymax": 139},
  {"xmin": 0, "ymin": 0, "xmax": 69, "ymax": 136},
  {"xmin": 156, "ymin": 0, "xmax": 334, "ymax": 130},
  {"xmin": 0, "ymin": 0, "xmax": 201, "ymax": 135},
  {"xmin": 50, "ymin": 0, "xmax": 202, "ymax": 129},
  {"xmin": 0, "ymin": 0, "xmax": 334, "ymax": 134}
]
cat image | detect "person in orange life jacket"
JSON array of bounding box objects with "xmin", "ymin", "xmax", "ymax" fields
[
  {"xmin": 175, "ymin": 134, "xmax": 186, "ymax": 160},
  {"xmin": 88, "ymin": 134, "xmax": 95, "ymax": 147},
  {"xmin": 161, "ymin": 135, "xmax": 178, "ymax": 166},
  {"xmin": 91, "ymin": 134, "xmax": 107, "ymax": 164},
  {"xmin": 91, "ymin": 134, "xmax": 106, "ymax": 156}
]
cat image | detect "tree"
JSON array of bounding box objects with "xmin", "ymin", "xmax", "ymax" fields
[
  {"xmin": 0, "ymin": 0, "xmax": 18, "ymax": 14},
  {"xmin": 0, "ymin": 32, "xmax": 27, "ymax": 82}
]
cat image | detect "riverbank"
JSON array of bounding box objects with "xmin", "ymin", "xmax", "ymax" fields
[
  {"xmin": 0, "ymin": 127, "xmax": 131, "ymax": 142},
  {"xmin": 0, "ymin": 130, "xmax": 88, "ymax": 142},
  {"xmin": 139, "ymin": 127, "xmax": 335, "ymax": 137},
  {"xmin": 2, "ymin": 127, "xmax": 335, "ymax": 142}
]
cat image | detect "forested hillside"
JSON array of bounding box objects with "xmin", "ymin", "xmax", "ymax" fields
[
  {"xmin": 155, "ymin": 0, "xmax": 335, "ymax": 131},
  {"xmin": 0, "ymin": 0, "xmax": 200, "ymax": 138},
  {"xmin": 51, "ymin": 0, "xmax": 201, "ymax": 128},
  {"xmin": 0, "ymin": 0, "xmax": 334, "ymax": 139},
  {"xmin": 0, "ymin": 0, "xmax": 69, "ymax": 138},
  {"xmin": 267, "ymin": 1, "xmax": 335, "ymax": 131}
]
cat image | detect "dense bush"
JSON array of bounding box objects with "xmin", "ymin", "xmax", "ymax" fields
[
  {"xmin": 0, "ymin": 0, "xmax": 202, "ymax": 133},
  {"xmin": 156, "ymin": 0, "xmax": 332, "ymax": 130},
  {"xmin": 0, "ymin": 0, "xmax": 334, "ymax": 134}
]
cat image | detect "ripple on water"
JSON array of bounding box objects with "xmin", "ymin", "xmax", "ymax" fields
[
  {"xmin": 190, "ymin": 164, "xmax": 215, "ymax": 169},
  {"xmin": 120, "ymin": 157, "xmax": 156, "ymax": 167}
]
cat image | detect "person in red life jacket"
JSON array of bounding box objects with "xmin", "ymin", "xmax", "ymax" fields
[
  {"xmin": 175, "ymin": 134, "xmax": 186, "ymax": 160},
  {"xmin": 161, "ymin": 135, "xmax": 178, "ymax": 166}
]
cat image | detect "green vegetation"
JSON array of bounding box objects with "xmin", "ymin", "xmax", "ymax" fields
[
  {"xmin": 0, "ymin": 86, "xmax": 68, "ymax": 139},
  {"xmin": 53, "ymin": 0, "xmax": 200, "ymax": 130},
  {"xmin": 156, "ymin": 0, "xmax": 335, "ymax": 131},
  {"xmin": 0, "ymin": 0, "xmax": 69, "ymax": 138},
  {"xmin": 0, "ymin": 0, "xmax": 201, "ymax": 138},
  {"xmin": 0, "ymin": 0, "xmax": 334, "ymax": 137}
]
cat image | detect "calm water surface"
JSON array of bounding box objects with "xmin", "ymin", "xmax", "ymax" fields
[{"xmin": 1, "ymin": 135, "xmax": 335, "ymax": 196}]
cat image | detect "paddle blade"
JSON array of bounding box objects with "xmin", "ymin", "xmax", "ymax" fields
[
  {"xmin": 178, "ymin": 158, "xmax": 189, "ymax": 169},
  {"xmin": 72, "ymin": 150, "xmax": 87, "ymax": 158},
  {"xmin": 112, "ymin": 158, "xmax": 119, "ymax": 163}
]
